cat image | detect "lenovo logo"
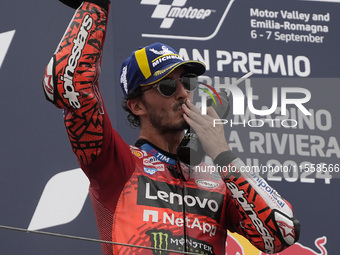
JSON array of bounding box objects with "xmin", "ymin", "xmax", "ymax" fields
[{"xmin": 137, "ymin": 175, "xmax": 224, "ymax": 221}]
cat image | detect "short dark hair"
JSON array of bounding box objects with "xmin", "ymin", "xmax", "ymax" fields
[{"xmin": 121, "ymin": 87, "xmax": 143, "ymax": 127}]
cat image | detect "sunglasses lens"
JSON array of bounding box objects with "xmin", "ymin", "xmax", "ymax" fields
[
  {"xmin": 181, "ymin": 74, "xmax": 198, "ymax": 91},
  {"xmin": 158, "ymin": 80, "xmax": 177, "ymax": 96},
  {"xmin": 156, "ymin": 73, "xmax": 198, "ymax": 97}
]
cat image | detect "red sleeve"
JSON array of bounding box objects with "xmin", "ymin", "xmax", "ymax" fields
[
  {"xmin": 214, "ymin": 152, "xmax": 300, "ymax": 254},
  {"xmin": 43, "ymin": 2, "xmax": 108, "ymax": 165},
  {"xmin": 42, "ymin": 2, "xmax": 135, "ymax": 209},
  {"xmin": 81, "ymin": 108, "xmax": 135, "ymax": 211}
]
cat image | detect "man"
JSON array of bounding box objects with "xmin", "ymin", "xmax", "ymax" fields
[{"xmin": 42, "ymin": 0, "xmax": 300, "ymax": 254}]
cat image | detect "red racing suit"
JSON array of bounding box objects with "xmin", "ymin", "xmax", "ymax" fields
[{"xmin": 42, "ymin": 2, "xmax": 300, "ymax": 254}]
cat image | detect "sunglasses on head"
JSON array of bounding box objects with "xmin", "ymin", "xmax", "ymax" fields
[{"xmin": 142, "ymin": 73, "xmax": 198, "ymax": 97}]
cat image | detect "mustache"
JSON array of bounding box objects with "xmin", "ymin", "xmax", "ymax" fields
[{"xmin": 173, "ymin": 100, "xmax": 187, "ymax": 111}]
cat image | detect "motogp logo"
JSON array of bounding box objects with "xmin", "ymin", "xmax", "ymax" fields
[
  {"xmin": 140, "ymin": 0, "xmax": 213, "ymax": 29},
  {"xmin": 140, "ymin": 0, "xmax": 235, "ymax": 41}
]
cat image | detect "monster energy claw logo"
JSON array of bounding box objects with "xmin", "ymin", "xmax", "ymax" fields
[
  {"xmin": 146, "ymin": 229, "xmax": 215, "ymax": 255},
  {"xmin": 147, "ymin": 229, "xmax": 172, "ymax": 255}
]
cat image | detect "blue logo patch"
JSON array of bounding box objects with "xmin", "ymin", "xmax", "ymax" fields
[{"xmin": 144, "ymin": 167, "xmax": 158, "ymax": 175}]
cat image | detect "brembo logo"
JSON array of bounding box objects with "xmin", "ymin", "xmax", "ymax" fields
[{"xmin": 140, "ymin": 0, "xmax": 213, "ymax": 29}]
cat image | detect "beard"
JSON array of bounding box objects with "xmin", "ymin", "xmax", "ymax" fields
[{"xmin": 143, "ymin": 99, "xmax": 189, "ymax": 132}]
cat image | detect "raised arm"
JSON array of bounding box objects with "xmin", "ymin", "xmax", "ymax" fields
[{"xmin": 42, "ymin": 1, "xmax": 110, "ymax": 165}]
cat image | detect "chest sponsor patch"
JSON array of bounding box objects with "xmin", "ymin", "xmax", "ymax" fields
[
  {"xmin": 137, "ymin": 175, "xmax": 224, "ymax": 221},
  {"xmin": 196, "ymin": 179, "xmax": 219, "ymax": 189},
  {"xmin": 144, "ymin": 167, "xmax": 158, "ymax": 175}
]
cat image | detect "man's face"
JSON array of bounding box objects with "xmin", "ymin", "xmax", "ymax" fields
[{"xmin": 141, "ymin": 67, "xmax": 192, "ymax": 132}]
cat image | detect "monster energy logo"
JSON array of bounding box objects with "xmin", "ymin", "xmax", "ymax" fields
[
  {"xmin": 147, "ymin": 229, "xmax": 172, "ymax": 255},
  {"xmin": 146, "ymin": 229, "xmax": 215, "ymax": 255}
]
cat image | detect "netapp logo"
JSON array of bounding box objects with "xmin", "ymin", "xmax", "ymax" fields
[
  {"xmin": 137, "ymin": 176, "xmax": 224, "ymax": 221},
  {"xmin": 140, "ymin": 0, "xmax": 214, "ymax": 29}
]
